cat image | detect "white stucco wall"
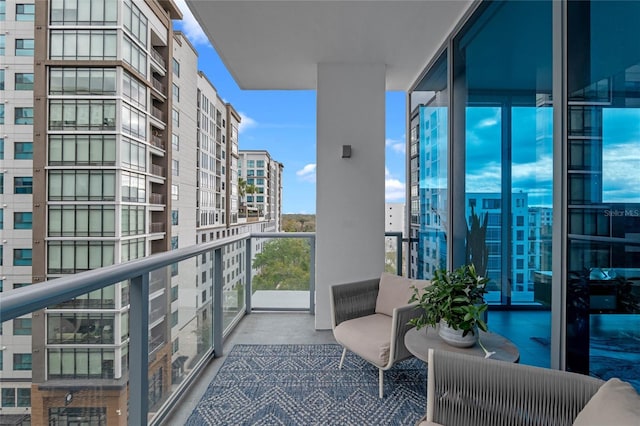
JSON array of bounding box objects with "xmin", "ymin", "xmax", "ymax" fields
[{"xmin": 315, "ymin": 62, "xmax": 386, "ymax": 329}]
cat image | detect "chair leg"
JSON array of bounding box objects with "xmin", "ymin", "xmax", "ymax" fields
[
  {"xmin": 339, "ymin": 348, "xmax": 347, "ymax": 369},
  {"xmin": 379, "ymin": 369, "xmax": 384, "ymax": 398}
]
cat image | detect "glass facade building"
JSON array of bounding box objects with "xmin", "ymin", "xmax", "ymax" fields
[{"xmin": 409, "ymin": 0, "xmax": 639, "ymax": 389}]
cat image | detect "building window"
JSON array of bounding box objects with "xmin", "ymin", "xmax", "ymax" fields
[
  {"xmin": 122, "ymin": 36, "xmax": 147, "ymax": 76},
  {"xmin": 0, "ymin": 35, "xmax": 5, "ymax": 55},
  {"xmin": 16, "ymin": 388, "xmax": 30, "ymax": 407},
  {"xmin": 120, "ymin": 205, "xmax": 144, "ymax": 236},
  {"xmin": 49, "ymin": 30, "xmax": 117, "ymax": 60},
  {"xmin": 14, "ymin": 177, "xmax": 32, "ymax": 194},
  {"xmin": 122, "ymin": 71, "xmax": 146, "ymax": 108},
  {"xmin": 121, "ymin": 238, "xmax": 144, "ymax": 262},
  {"xmin": 172, "ymin": 58, "xmax": 180, "ymax": 76},
  {"xmin": 14, "ymin": 107, "xmax": 33, "ymax": 125},
  {"xmin": 48, "ymin": 135, "xmax": 116, "ymax": 166},
  {"xmin": 14, "ymin": 72, "xmax": 33, "ymax": 90},
  {"xmin": 47, "ymin": 349, "xmax": 114, "ymax": 379},
  {"xmin": 121, "ymin": 171, "xmax": 146, "ymax": 202},
  {"xmin": 13, "ymin": 353, "xmax": 31, "ymax": 370},
  {"xmin": 50, "ymin": 0, "xmax": 117, "ymax": 25},
  {"xmin": 171, "ymin": 286, "xmax": 178, "ymax": 302},
  {"xmin": 172, "ymin": 184, "xmax": 179, "ymax": 200},
  {"xmin": 171, "ymin": 236, "xmax": 178, "ymax": 250},
  {"xmin": 172, "ymin": 133, "xmax": 179, "ymax": 151},
  {"xmin": 0, "ymin": 138, "xmax": 3, "ymax": 159},
  {"xmin": 14, "ymin": 212, "xmax": 32, "ymax": 229},
  {"xmin": 172, "ymin": 159, "xmax": 179, "ymax": 176},
  {"xmin": 0, "ymin": 69, "xmax": 4, "ymax": 90},
  {"xmin": 47, "ymin": 241, "xmax": 115, "ymax": 274},
  {"xmin": 123, "ymin": 0, "xmax": 148, "ymax": 46},
  {"xmin": 49, "ymin": 99, "xmax": 116, "ymax": 130},
  {"xmin": 14, "ymin": 141, "xmax": 32, "ymax": 159},
  {"xmin": 48, "ymin": 171, "xmax": 116, "ymax": 201},
  {"xmin": 0, "ymin": 104, "xmax": 3, "ymax": 124},
  {"xmin": 2, "ymin": 388, "xmax": 15, "ymax": 406},
  {"xmin": 0, "ymin": 0, "xmax": 5, "ymax": 21},
  {"xmin": 15, "ymin": 38, "xmax": 34, "ymax": 56},
  {"xmin": 15, "ymin": 3, "xmax": 35, "ymax": 21},
  {"xmin": 172, "ymin": 83, "xmax": 180, "ymax": 102},
  {"xmin": 172, "ymin": 108, "xmax": 179, "ymax": 128},
  {"xmin": 13, "ymin": 318, "xmax": 31, "ymax": 335},
  {"xmin": 13, "ymin": 248, "xmax": 32, "ymax": 266},
  {"xmin": 50, "ymin": 68, "xmax": 116, "ymax": 95},
  {"xmin": 171, "ymin": 210, "xmax": 178, "ymax": 226},
  {"xmin": 0, "ymin": 209, "xmax": 3, "ymax": 229},
  {"xmin": 171, "ymin": 311, "xmax": 178, "ymax": 327}
]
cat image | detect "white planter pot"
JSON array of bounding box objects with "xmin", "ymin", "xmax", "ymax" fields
[{"xmin": 438, "ymin": 320, "xmax": 478, "ymax": 348}]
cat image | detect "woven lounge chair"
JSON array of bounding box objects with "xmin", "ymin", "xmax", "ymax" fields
[
  {"xmin": 420, "ymin": 348, "xmax": 640, "ymax": 426},
  {"xmin": 330, "ymin": 273, "xmax": 426, "ymax": 398}
]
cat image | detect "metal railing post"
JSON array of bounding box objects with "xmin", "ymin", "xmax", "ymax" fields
[
  {"xmin": 129, "ymin": 273, "xmax": 149, "ymax": 426},
  {"xmin": 309, "ymin": 236, "xmax": 316, "ymax": 314},
  {"xmin": 245, "ymin": 237, "xmax": 252, "ymax": 314},
  {"xmin": 396, "ymin": 233, "xmax": 403, "ymax": 276},
  {"xmin": 213, "ymin": 248, "xmax": 224, "ymax": 358}
]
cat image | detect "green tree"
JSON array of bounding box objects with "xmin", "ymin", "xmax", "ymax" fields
[{"xmin": 252, "ymin": 239, "xmax": 310, "ymax": 290}]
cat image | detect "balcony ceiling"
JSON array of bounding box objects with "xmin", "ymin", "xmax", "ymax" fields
[{"xmin": 186, "ymin": 0, "xmax": 475, "ymax": 91}]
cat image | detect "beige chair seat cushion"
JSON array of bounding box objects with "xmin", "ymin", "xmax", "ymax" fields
[
  {"xmin": 334, "ymin": 313, "xmax": 392, "ymax": 367},
  {"xmin": 572, "ymin": 378, "xmax": 640, "ymax": 426}
]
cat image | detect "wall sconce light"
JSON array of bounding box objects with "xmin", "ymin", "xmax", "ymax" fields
[{"xmin": 341, "ymin": 145, "xmax": 352, "ymax": 159}]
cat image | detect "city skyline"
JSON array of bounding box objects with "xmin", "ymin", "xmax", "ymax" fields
[{"xmin": 172, "ymin": 0, "xmax": 407, "ymax": 214}]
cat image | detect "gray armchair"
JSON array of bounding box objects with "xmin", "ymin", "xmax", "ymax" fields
[
  {"xmin": 330, "ymin": 273, "xmax": 426, "ymax": 398},
  {"xmin": 420, "ymin": 348, "xmax": 625, "ymax": 426}
]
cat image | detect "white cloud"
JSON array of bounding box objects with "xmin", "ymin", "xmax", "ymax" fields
[
  {"xmin": 386, "ymin": 137, "xmax": 406, "ymax": 154},
  {"xmin": 385, "ymin": 168, "xmax": 406, "ymax": 202},
  {"xmin": 296, "ymin": 164, "xmax": 316, "ymax": 183},
  {"xmin": 174, "ymin": 0, "xmax": 211, "ymax": 46},
  {"xmin": 239, "ymin": 112, "xmax": 257, "ymax": 134}
]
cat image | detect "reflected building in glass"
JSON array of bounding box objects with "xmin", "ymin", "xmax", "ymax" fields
[{"xmin": 408, "ymin": 0, "xmax": 639, "ymax": 390}]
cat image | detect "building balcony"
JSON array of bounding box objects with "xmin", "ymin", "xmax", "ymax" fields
[
  {"xmin": 150, "ymin": 48, "xmax": 167, "ymax": 73},
  {"xmin": 150, "ymin": 134, "xmax": 165, "ymax": 151},
  {"xmin": 149, "ymin": 193, "xmax": 164, "ymax": 205},
  {"xmin": 0, "ymin": 232, "xmax": 411, "ymax": 425},
  {"xmin": 151, "ymin": 106, "xmax": 165, "ymax": 123}
]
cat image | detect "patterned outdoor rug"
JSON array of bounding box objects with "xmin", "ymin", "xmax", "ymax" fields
[{"xmin": 186, "ymin": 344, "xmax": 427, "ymax": 425}]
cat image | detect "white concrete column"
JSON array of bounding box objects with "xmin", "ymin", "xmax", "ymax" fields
[{"xmin": 315, "ymin": 62, "xmax": 386, "ymax": 329}]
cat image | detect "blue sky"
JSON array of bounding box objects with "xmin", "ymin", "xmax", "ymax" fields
[{"xmin": 173, "ymin": 1, "xmax": 406, "ymax": 214}]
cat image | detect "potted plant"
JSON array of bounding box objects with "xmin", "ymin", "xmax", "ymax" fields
[{"xmin": 409, "ymin": 263, "xmax": 489, "ymax": 347}]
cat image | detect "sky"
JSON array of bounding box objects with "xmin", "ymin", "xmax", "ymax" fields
[{"xmin": 172, "ymin": 1, "xmax": 406, "ymax": 214}]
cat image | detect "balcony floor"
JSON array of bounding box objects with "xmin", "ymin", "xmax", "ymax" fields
[{"xmin": 163, "ymin": 312, "xmax": 335, "ymax": 425}]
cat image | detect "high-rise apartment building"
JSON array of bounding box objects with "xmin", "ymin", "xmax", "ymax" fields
[
  {"xmin": 1, "ymin": 3, "xmax": 283, "ymax": 421},
  {"xmin": 0, "ymin": 0, "xmax": 36, "ymax": 419},
  {"xmin": 27, "ymin": 1, "xmax": 181, "ymax": 423},
  {"xmin": 238, "ymin": 150, "xmax": 283, "ymax": 230}
]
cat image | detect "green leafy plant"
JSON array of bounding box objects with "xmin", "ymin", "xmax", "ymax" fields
[{"xmin": 409, "ymin": 264, "xmax": 489, "ymax": 336}]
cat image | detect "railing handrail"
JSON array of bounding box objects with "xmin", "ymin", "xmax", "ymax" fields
[{"xmin": 0, "ymin": 232, "xmax": 319, "ymax": 323}]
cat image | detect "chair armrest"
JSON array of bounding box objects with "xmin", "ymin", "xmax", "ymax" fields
[
  {"xmin": 427, "ymin": 349, "xmax": 605, "ymax": 426},
  {"xmin": 390, "ymin": 304, "xmax": 425, "ymax": 364},
  {"xmin": 330, "ymin": 278, "xmax": 380, "ymax": 327}
]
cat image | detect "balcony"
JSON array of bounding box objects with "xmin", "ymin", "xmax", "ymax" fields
[
  {"xmin": 151, "ymin": 49, "xmax": 167, "ymax": 72},
  {"xmin": 0, "ymin": 232, "xmax": 414, "ymax": 424},
  {"xmin": 151, "ymin": 106, "xmax": 165, "ymax": 123}
]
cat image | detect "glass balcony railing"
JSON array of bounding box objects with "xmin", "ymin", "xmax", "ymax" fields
[{"xmin": 0, "ymin": 231, "xmax": 404, "ymax": 425}]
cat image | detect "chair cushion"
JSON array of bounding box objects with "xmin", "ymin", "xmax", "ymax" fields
[
  {"xmin": 333, "ymin": 313, "xmax": 392, "ymax": 367},
  {"xmin": 573, "ymin": 378, "xmax": 640, "ymax": 426},
  {"xmin": 375, "ymin": 273, "xmax": 420, "ymax": 316}
]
